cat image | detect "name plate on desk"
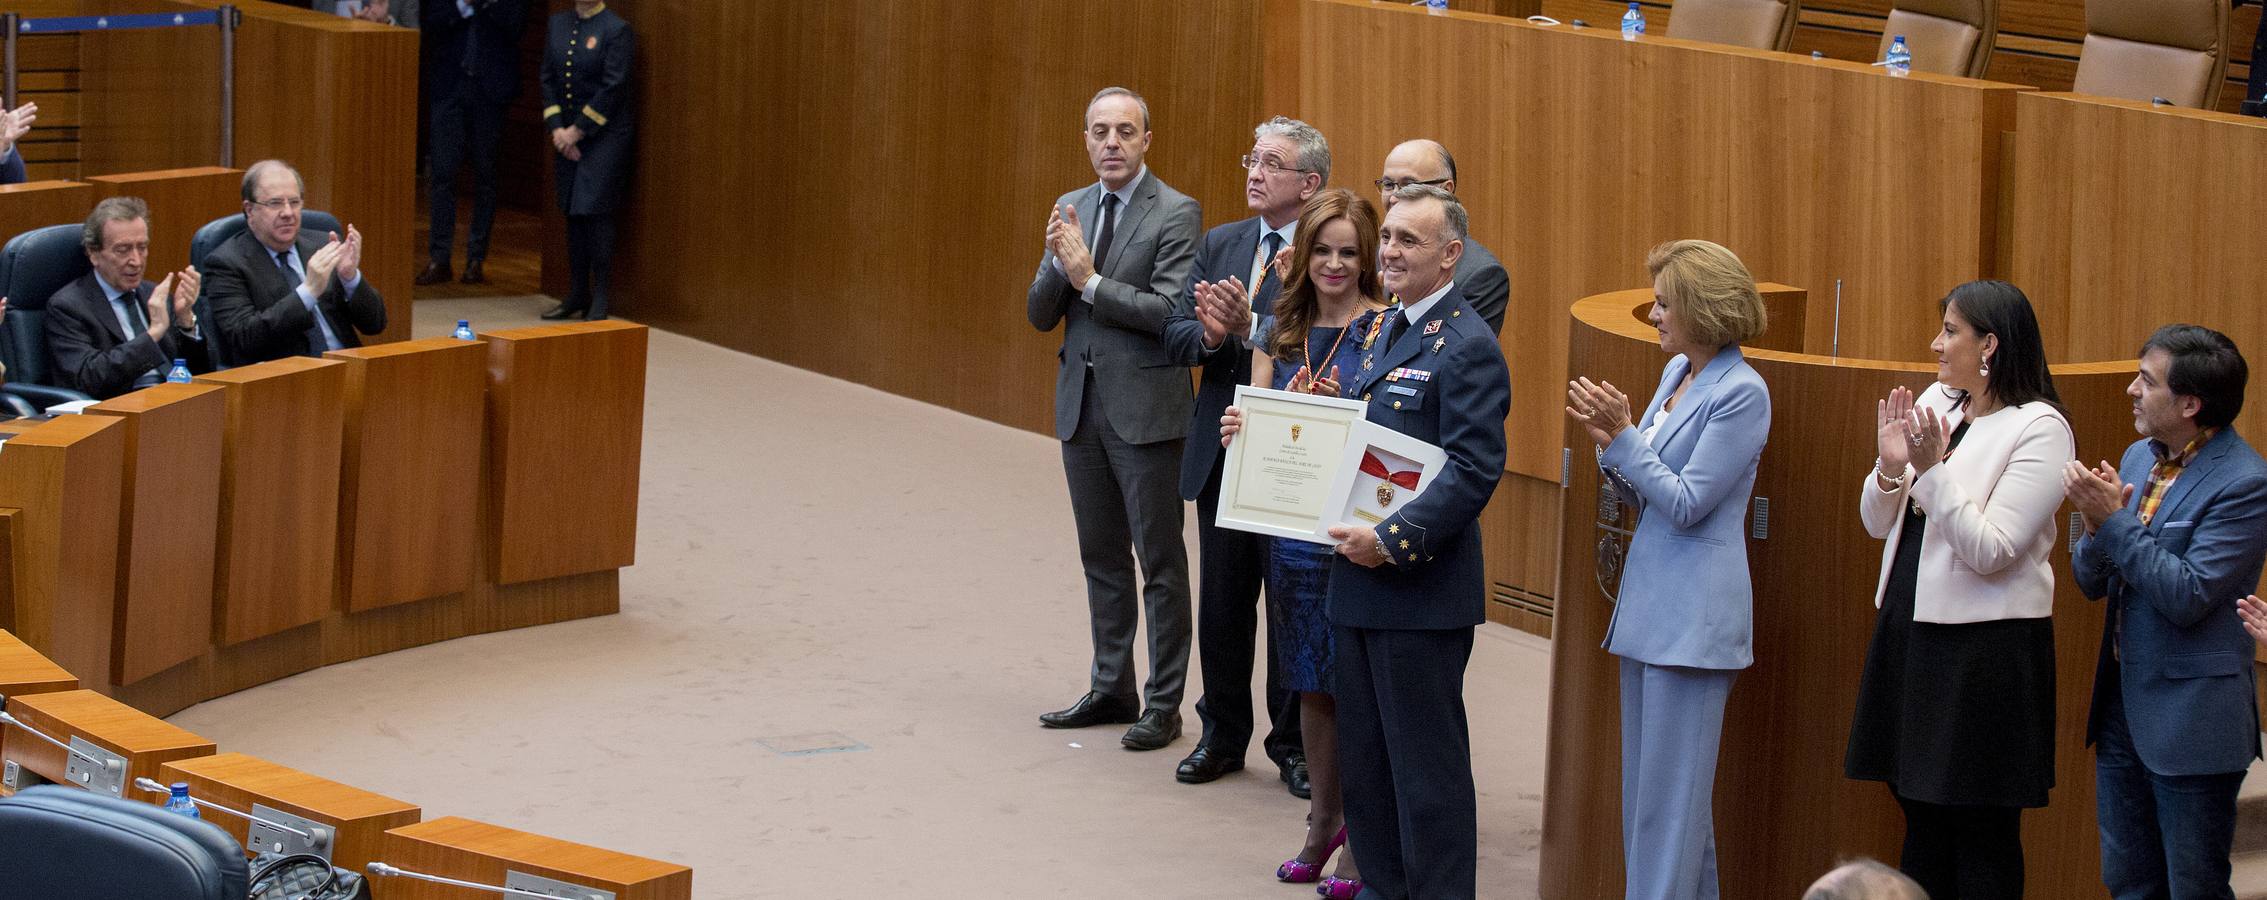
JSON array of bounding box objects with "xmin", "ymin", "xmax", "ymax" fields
[{"xmin": 1217, "ymin": 385, "xmax": 1367, "ymax": 544}]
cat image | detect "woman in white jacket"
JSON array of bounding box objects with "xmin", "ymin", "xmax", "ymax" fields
[{"xmin": 1844, "ymin": 280, "xmax": 2074, "ymax": 900}]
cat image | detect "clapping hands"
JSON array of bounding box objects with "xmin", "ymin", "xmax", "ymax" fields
[
  {"xmin": 1565, "ymin": 376, "xmax": 1632, "ymax": 447},
  {"xmin": 0, "ymin": 102, "xmax": 37, "ymax": 156},
  {"xmin": 1192, "ymin": 277, "xmax": 1254, "ymax": 350}
]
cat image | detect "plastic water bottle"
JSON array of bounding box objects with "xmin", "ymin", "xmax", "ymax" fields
[
  {"xmin": 164, "ymin": 782, "xmax": 199, "ymax": 820},
  {"xmin": 1885, "ymin": 34, "xmax": 1911, "ymax": 76},
  {"xmin": 1621, "ymin": 2, "xmax": 1644, "ymax": 40},
  {"xmin": 1422, "ymin": 0, "xmax": 1447, "ymax": 10},
  {"xmin": 452, "ymin": 319, "xmax": 475, "ymax": 341},
  {"xmin": 165, "ymin": 358, "xmax": 191, "ymax": 384}
]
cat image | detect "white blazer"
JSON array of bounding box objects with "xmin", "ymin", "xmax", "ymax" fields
[{"xmin": 1858, "ymin": 382, "xmax": 2075, "ymax": 624}]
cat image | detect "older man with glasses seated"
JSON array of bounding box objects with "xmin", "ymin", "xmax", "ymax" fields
[{"xmin": 204, "ymin": 159, "xmax": 387, "ymax": 364}]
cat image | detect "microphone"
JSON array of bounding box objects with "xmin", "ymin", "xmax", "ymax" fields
[
  {"xmin": 367, "ymin": 862, "xmax": 611, "ymax": 900},
  {"xmin": 0, "ymin": 710, "xmax": 123, "ymax": 793}
]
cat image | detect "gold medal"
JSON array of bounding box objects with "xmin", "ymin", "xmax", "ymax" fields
[{"xmin": 1376, "ymin": 482, "xmax": 1395, "ymax": 507}]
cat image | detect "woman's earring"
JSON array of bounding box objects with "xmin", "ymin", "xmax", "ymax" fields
[{"xmin": 1979, "ymin": 359, "xmax": 1991, "ymax": 380}]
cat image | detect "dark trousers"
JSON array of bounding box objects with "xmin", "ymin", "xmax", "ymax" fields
[
  {"xmin": 564, "ymin": 214, "xmax": 617, "ymax": 319},
  {"xmin": 1336, "ymin": 623, "xmax": 1475, "ymax": 900},
  {"xmin": 1061, "ymin": 385, "xmax": 1190, "ymax": 710},
  {"xmin": 1894, "ymin": 793, "xmax": 2024, "ymax": 900},
  {"xmin": 1191, "ymin": 455, "xmax": 1301, "ymax": 764},
  {"xmin": 2096, "ymin": 669, "xmax": 2243, "ymax": 900},
  {"xmin": 425, "ymin": 84, "xmax": 506, "ymax": 265}
]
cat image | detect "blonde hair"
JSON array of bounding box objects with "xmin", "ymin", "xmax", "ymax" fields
[{"xmin": 1646, "ymin": 239, "xmax": 1767, "ymax": 348}]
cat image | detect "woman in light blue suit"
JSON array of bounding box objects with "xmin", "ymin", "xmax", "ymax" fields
[{"xmin": 1567, "ymin": 239, "xmax": 1772, "ymax": 900}]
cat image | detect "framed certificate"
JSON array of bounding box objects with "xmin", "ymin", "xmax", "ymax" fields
[
  {"xmin": 1321, "ymin": 419, "xmax": 1447, "ymax": 530},
  {"xmin": 1216, "ymin": 385, "xmax": 1369, "ymax": 544}
]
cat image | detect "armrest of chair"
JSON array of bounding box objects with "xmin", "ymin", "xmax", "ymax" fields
[
  {"xmin": 0, "ymin": 391, "xmax": 36, "ymax": 419},
  {"xmin": 2, "ymin": 382, "xmax": 94, "ymax": 410}
]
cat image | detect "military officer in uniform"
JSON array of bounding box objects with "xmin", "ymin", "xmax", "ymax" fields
[{"xmin": 539, "ymin": 0, "xmax": 633, "ymax": 321}]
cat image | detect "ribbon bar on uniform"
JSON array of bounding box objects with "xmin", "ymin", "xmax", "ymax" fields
[{"xmin": 18, "ymin": 11, "xmax": 221, "ymax": 34}]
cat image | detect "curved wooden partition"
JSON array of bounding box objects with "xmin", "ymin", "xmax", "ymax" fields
[{"xmin": 1542, "ymin": 288, "xmax": 2136, "ymax": 899}]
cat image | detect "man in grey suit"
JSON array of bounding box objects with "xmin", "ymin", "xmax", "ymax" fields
[
  {"xmin": 1377, "ymin": 139, "xmax": 1508, "ymax": 335},
  {"xmin": 1027, "ymin": 86, "xmax": 1203, "ymax": 751}
]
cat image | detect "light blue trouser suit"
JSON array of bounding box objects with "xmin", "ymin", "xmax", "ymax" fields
[{"xmin": 1619, "ymin": 657, "xmax": 1738, "ymax": 900}]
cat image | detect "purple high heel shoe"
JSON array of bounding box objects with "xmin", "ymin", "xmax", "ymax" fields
[
  {"xmin": 1275, "ymin": 826, "xmax": 1347, "ymax": 883},
  {"xmin": 1317, "ymin": 876, "xmax": 1364, "ymax": 899}
]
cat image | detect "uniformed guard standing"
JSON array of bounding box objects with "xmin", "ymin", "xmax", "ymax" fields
[{"xmin": 539, "ymin": 0, "xmax": 634, "ymax": 321}]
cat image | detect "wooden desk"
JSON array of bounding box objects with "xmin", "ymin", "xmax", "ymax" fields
[
  {"xmin": 329, "ymin": 338, "xmax": 486, "ymax": 613},
  {"xmin": 86, "ymin": 384, "xmax": 225, "ymax": 686},
  {"xmin": 0, "ymin": 689, "xmax": 212, "ymax": 801},
  {"xmin": 161, "ymin": 752, "xmax": 419, "ymax": 872},
  {"xmin": 1540, "ymin": 288, "xmax": 2133, "ymax": 899},
  {"xmin": 2010, "ymin": 91, "xmax": 2267, "ymax": 444},
  {"xmin": 0, "ymin": 628, "xmax": 76, "ymax": 699},
  {"xmin": 85, "ymin": 167, "xmax": 242, "ymax": 273},
  {"xmin": 0, "ymin": 415, "xmax": 124, "ymax": 686},
  {"xmin": 381, "ymin": 817, "xmax": 692, "ymax": 900},
  {"xmin": 486, "ymin": 322, "xmax": 646, "ymax": 585},
  {"xmin": 0, "ymin": 180, "xmax": 95, "ymax": 248},
  {"xmin": 195, "ymin": 357, "xmax": 346, "ymax": 647}
]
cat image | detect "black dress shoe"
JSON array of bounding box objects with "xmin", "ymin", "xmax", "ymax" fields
[
  {"xmin": 1038, "ymin": 691, "xmax": 1140, "ymax": 729},
  {"xmin": 413, "ymin": 261, "xmax": 452, "ymax": 285},
  {"xmin": 1175, "ymin": 744, "xmax": 1245, "ymax": 783},
  {"xmin": 1121, "ymin": 709, "xmax": 1182, "ymax": 751},
  {"xmin": 459, "ymin": 259, "xmax": 487, "ymax": 284},
  {"xmin": 539, "ymin": 303, "xmax": 586, "ymax": 321},
  {"xmin": 1280, "ymin": 755, "xmax": 1311, "ymax": 799}
]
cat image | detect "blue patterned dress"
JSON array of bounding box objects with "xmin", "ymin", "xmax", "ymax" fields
[{"xmin": 1265, "ymin": 311, "xmax": 1380, "ymax": 694}]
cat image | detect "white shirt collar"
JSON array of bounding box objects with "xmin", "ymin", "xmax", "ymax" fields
[
  {"xmin": 1098, "ymin": 165, "xmax": 1147, "ymax": 211},
  {"xmin": 98, "ymin": 274, "xmax": 133, "ymax": 303},
  {"xmin": 1257, "ymin": 216, "xmax": 1296, "ymax": 252},
  {"xmin": 1399, "ymin": 279, "xmax": 1457, "ymax": 324}
]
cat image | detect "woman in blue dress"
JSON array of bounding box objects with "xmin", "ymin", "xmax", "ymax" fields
[{"xmin": 1248, "ymin": 186, "xmax": 1386, "ymax": 898}]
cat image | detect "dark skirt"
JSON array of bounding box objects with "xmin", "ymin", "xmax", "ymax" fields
[
  {"xmin": 1844, "ymin": 504, "xmax": 2056, "ymax": 808},
  {"xmin": 1266, "ymin": 536, "xmax": 1335, "ymax": 695}
]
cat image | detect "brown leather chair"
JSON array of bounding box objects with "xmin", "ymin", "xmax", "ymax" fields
[
  {"xmin": 1667, "ymin": 0, "xmax": 1799, "ymax": 51},
  {"xmin": 1875, "ymin": 0, "xmax": 1998, "ymax": 78},
  {"xmin": 2071, "ymin": 0, "xmax": 2229, "ymax": 108}
]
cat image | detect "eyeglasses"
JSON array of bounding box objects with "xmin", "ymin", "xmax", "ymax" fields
[
  {"xmin": 251, "ymin": 198, "xmax": 304, "ymax": 212},
  {"xmin": 1240, "ymin": 154, "xmax": 1311, "ymax": 177},
  {"xmin": 1374, "ymin": 177, "xmax": 1451, "ymax": 191}
]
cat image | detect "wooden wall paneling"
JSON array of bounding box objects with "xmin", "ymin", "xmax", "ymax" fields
[
  {"xmin": 0, "ymin": 688, "xmax": 212, "ymax": 801},
  {"xmin": 380, "ymin": 817, "xmax": 693, "ymax": 900},
  {"xmin": 78, "ymin": 0, "xmax": 220, "ymax": 178},
  {"xmin": 1480, "ymin": 471, "xmax": 1563, "ymax": 637},
  {"xmin": 485, "ymin": 321, "xmax": 643, "ymax": 584},
  {"xmin": 2011, "ymin": 92, "xmax": 2267, "ymax": 443},
  {"xmin": 161, "ymin": 752, "xmax": 420, "ymax": 872},
  {"xmin": 0, "ymin": 180, "xmax": 96, "ymax": 246},
  {"xmin": 85, "ymin": 383, "xmax": 224, "ymax": 688},
  {"xmin": 601, "ymin": 0, "xmax": 1262, "ymax": 438},
  {"xmin": 15, "ymin": 23, "xmax": 83, "ymax": 183},
  {"xmin": 86, "ymin": 166, "xmax": 243, "ymax": 274},
  {"xmin": 328, "ymin": 338, "xmax": 485, "ymax": 612},
  {"xmin": 193, "ymin": 357, "xmax": 345, "ymax": 648},
  {"xmin": 0, "ymin": 628, "xmax": 78, "ymax": 698},
  {"xmin": 0, "ymin": 415, "xmax": 124, "ymax": 687},
  {"xmin": 1542, "ymin": 288, "xmax": 2132, "ymax": 899}
]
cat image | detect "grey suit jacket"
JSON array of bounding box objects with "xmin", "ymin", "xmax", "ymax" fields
[
  {"xmin": 1454, "ymin": 236, "xmax": 1509, "ymax": 336},
  {"xmin": 1026, "ymin": 171, "xmax": 1202, "ymax": 444}
]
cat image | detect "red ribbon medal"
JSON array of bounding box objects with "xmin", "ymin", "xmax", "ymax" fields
[{"xmin": 1360, "ymin": 452, "xmax": 1420, "ymax": 507}]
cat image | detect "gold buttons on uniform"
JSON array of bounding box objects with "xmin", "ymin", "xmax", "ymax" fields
[
  {"xmin": 1392, "ymin": 400, "xmax": 1402, "ymax": 410},
  {"xmin": 1362, "ymin": 392, "xmax": 1372, "ymax": 401}
]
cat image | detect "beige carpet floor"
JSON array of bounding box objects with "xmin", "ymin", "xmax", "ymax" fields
[{"xmin": 166, "ymin": 295, "xmax": 1555, "ymax": 899}]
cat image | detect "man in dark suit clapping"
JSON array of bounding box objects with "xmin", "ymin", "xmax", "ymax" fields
[
  {"xmin": 205, "ymin": 160, "xmax": 387, "ymax": 364},
  {"xmin": 46, "ymin": 197, "xmax": 208, "ymax": 398},
  {"xmin": 1027, "ymin": 86, "xmax": 1203, "ymax": 752}
]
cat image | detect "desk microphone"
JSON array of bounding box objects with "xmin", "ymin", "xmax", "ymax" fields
[
  {"xmin": 0, "ymin": 710, "xmax": 120, "ymax": 779},
  {"xmin": 368, "ymin": 862, "xmax": 608, "ymax": 900},
  {"xmin": 130, "ymin": 777, "xmax": 319, "ymax": 839}
]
